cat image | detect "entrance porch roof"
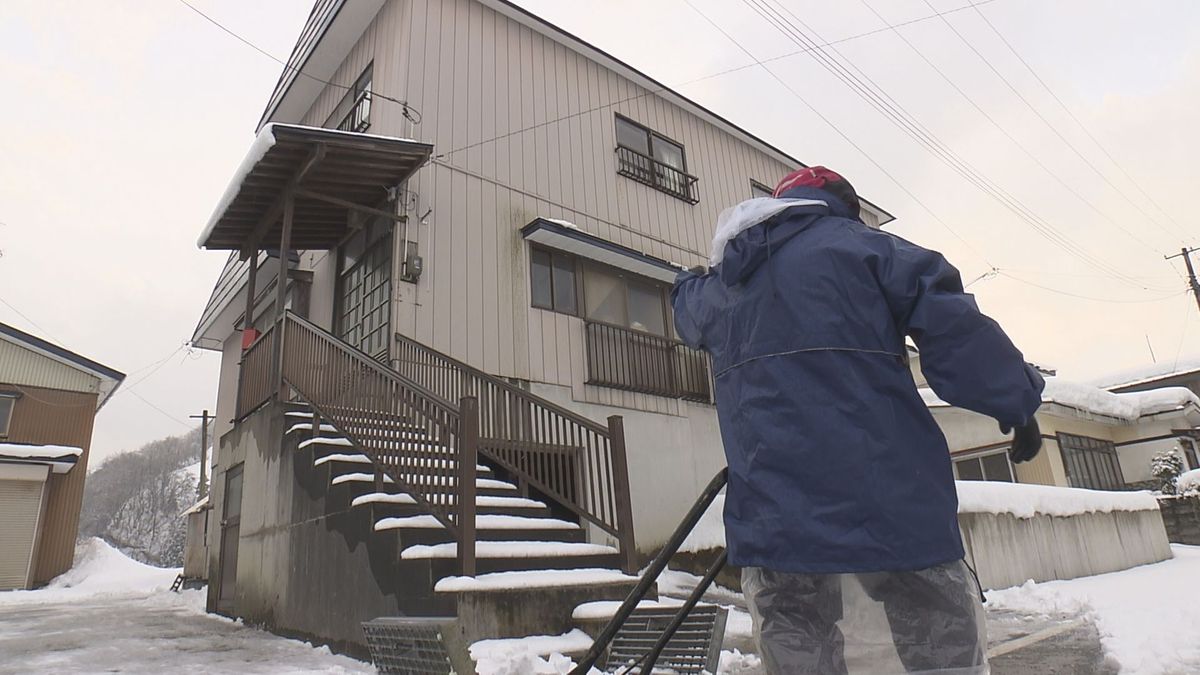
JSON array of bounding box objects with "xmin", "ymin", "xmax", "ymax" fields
[{"xmin": 196, "ymin": 123, "xmax": 432, "ymax": 254}]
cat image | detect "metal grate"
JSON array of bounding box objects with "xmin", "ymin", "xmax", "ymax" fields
[
  {"xmin": 603, "ymin": 604, "xmax": 728, "ymax": 674},
  {"xmin": 362, "ymin": 617, "xmax": 472, "ymax": 675}
]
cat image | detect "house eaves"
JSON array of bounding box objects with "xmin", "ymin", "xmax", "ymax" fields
[
  {"xmin": 0, "ymin": 322, "xmax": 126, "ymax": 410},
  {"xmin": 258, "ymin": 0, "xmax": 896, "ymax": 227}
]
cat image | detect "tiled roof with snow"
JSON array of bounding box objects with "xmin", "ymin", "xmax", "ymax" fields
[
  {"xmin": 1092, "ymin": 355, "xmax": 1200, "ymax": 390},
  {"xmin": 921, "ymin": 377, "xmax": 1200, "ymax": 423}
]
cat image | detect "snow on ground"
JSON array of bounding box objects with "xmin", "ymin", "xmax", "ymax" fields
[
  {"xmin": 986, "ymin": 544, "xmax": 1200, "ymax": 675},
  {"xmin": 0, "ymin": 538, "xmax": 371, "ymax": 674}
]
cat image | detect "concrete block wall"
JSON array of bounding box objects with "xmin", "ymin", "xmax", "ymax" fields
[
  {"xmin": 959, "ymin": 508, "xmax": 1172, "ymax": 590},
  {"xmin": 1157, "ymin": 495, "xmax": 1200, "ymax": 545}
]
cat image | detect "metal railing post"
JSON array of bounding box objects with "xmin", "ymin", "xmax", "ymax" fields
[
  {"xmin": 607, "ymin": 415, "xmax": 638, "ymax": 574},
  {"xmin": 458, "ymin": 396, "xmax": 479, "ymax": 576}
]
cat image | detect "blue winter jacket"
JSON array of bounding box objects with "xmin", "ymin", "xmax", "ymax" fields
[{"xmin": 672, "ymin": 186, "xmax": 1045, "ymax": 573}]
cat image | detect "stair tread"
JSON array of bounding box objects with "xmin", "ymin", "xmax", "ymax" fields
[
  {"xmin": 313, "ymin": 453, "xmax": 373, "ymax": 466},
  {"xmin": 331, "ymin": 474, "xmax": 514, "ymax": 489},
  {"xmin": 434, "ymin": 568, "xmax": 638, "ymax": 592},
  {"xmin": 351, "ymin": 492, "xmax": 548, "ymax": 509},
  {"xmin": 298, "ymin": 437, "xmax": 353, "ymax": 449},
  {"xmin": 374, "ymin": 514, "xmax": 579, "ymax": 532},
  {"xmin": 286, "ymin": 422, "xmax": 338, "ymax": 434},
  {"xmin": 401, "ymin": 541, "xmax": 618, "ymax": 560}
]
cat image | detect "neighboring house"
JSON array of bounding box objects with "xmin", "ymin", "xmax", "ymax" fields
[
  {"xmin": 0, "ymin": 322, "xmax": 124, "ymax": 590},
  {"xmin": 924, "ymin": 378, "xmax": 1200, "ymax": 490},
  {"xmin": 189, "ymin": 0, "xmax": 894, "ymax": 650}
]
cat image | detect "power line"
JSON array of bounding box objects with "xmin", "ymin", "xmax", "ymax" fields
[
  {"xmin": 433, "ymin": 0, "xmax": 1004, "ymax": 161},
  {"xmin": 924, "ymin": 0, "xmax": 1185, "ymax": 245},
  {"xmin": 0, "ymin": 295, "xmax": 64, "ymax": 344},
  {"xmin": 858, "ymin": 0, "xmax": 1172, "ymax": 264},
  {"xmin": 998, "ymin": 272, "xmax": 1188, "ymax": 304},
  {"xmin": 739, "ymin": 0, "xmax": 1154, "ymax": 290},
  {"xmin": 680, "ymin": 0, "xmax": 996, "ymax": 270},
  {"xmin": 130, "ymin": 390, "xmax": 193, "ymax": 429},
  {"xmin": 174, "ymin": 0, "xmax": 421, "ymax": 124},
  {"xmin": 971, "ymin": 5, "xmax": 1191, "ymax": 242}
]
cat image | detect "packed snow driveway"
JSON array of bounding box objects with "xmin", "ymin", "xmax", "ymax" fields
[{"xmin": 0, "ymin": 539, "xmax": 369, "ymax": 674}]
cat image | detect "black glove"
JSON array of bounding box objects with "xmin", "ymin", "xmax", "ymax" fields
[{"xmin": 1000, "ymin": 418, "xmax": 1042, "ymax": 463}]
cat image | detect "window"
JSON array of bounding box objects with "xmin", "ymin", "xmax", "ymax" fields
[
  {"xmin": 1058, "ymin": 433, "xmax": 1125, "ymax": 490},
  {"xmin": 0, "ymin": 393, "xmax": 16, "ymax": 437},
  {"xmin": 335, "ymin": 217, "xmax": 392, "ymax": 359},
  {"xmin": 614, "ymin": 115, "xmax": 699, "ymax": 204},
  {"xmin": 953, "ymin": 450, "xmax": 1014, "ymax": 482},
  {"xmin": 531, "ymin": 248, "xmax": 578, "ymax": 315},
  {"xmin": 750, "ymin": 180, "xmax": 774, "ymax": 199},
  {"xmin": 325, "ymin": 64, "xmax": 373, "ymax": 133}
]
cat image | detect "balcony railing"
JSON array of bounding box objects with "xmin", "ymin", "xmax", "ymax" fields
[
  {"xmin": 585, "ymin": 321, "xmax": 712, "ymax": 403},
  {"xmin": 615, "ymin": 146, "xmax": 700, "ymax": 204},
  {"xmin": 335, "ymin": 90, "xmax": 372, "ymax": 133}
]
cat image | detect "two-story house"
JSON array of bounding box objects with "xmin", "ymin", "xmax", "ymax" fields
[
  {"xmin": 0, "ymin": 322, "xmax": 124, "ymax": 590},
  {"xmin": 190, "ymin": 0, "xmax": 893, "ymax": 651}
]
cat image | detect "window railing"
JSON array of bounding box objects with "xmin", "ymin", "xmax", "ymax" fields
[
  {"xmin": 615, "ymin": 146, "xmax": 700, "ymax": 204},
  {"xmin": 335, "ymin": 90, "xmax": 372, "ymax": 133},
  {"xmin": 585, "ymin": 321, "xmax": 712, "ymax": 403}
]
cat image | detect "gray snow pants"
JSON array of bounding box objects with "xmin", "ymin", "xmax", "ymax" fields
[{"xmin": 743, "ymin": 559, "xmax": 988, "ymax": 675}]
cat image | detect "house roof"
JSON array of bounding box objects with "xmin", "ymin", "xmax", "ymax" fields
[
  {"xmin": 0, "ymin": 322, "xmax": 125, "ymax": 410},
  {"xmin": 1092, "ymin": 356, "xmax": 1200, "ymax": 391},
  {"xmin": 257, "ymin": 0, "xmax": 896, "ymax": 227},
  {"xmin": 921, "ymin": 377, "xmax": 1200, "ymax": 425},
  {"xmin": 196, "ymin": 123, "xmax": 433, "ymax": 252}
]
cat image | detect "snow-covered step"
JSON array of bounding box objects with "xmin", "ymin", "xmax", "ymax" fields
[
  {"xmin": 313, "ymin": 453, "xmax": 372, "ymax": 467},
  {"xmin": 299, "ymin": 436, "xmax": 353, "ymax": 450},
  {"xmin": 286, "ymin": 422, "xmax": 339, "ymax": 435},
  {"xmin": 374, "ymin": 514, "xmax": 579, "ymax": 532},
  {"xmin": 351, "ymin": 492, "xmax": 547, "ymax": 509},
  {"xmin": 400, "ymin": 541, "xmax": 617, "ymax": 560},
  {"xmin": 434, "ymin": 568, "xmax": 639, "ymax": 592},
  {"xmin": 331, "ymin": 472, "xmax": 395, "ymax": 486}
]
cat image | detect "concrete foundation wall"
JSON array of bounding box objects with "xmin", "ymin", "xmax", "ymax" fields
[
  {"xmin": 959, "ymin": 508, "xmax": 1172, "ymax": 590},
  {"xmin": 206, "ymin": 403, "xmax": 432, "ymax": 655}
]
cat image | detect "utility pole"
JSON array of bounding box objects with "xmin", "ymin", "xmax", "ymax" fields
[
  {"xmin": 189, "ymin": 410, "xmax": 211, "ymax": 499},
  {"xmin": 1166, "ymin": 247, "xmax": 1200, "ymax": 317}
]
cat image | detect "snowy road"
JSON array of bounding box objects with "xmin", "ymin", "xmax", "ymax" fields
[{"xmin": 0, "ymin": 592, "xmax": 372, "ymax": 675}]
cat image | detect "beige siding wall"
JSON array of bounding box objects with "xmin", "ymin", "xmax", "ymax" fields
[
  {"xmin": 289, "ymin": 0, "xmax": 795, "ymax": 415},
  {"xmin": 0, "ymin": 339, "xmax": 101, "ymax": 397}
]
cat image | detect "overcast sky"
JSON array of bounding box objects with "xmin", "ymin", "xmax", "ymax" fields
[{"xmin": 1, "ymin": 0, "xmax": 1197, "ymax": 467}]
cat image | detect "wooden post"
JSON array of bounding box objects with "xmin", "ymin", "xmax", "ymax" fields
[
  {"xmin": 458, "ymin": 397, "xmax": 479, "ymax": 576},
  {"xmin": 190, "ymin": 410, "xmax": 211, "ymax": 499},
  {"xmin": 244, "ymin": 253, "xmax": 258, "ymax": 335},
  {"xmin": 273, "ymin": 192, "xmax": 294, "ymax": 397},
  {"xmin": 608, "ymin": 415, "xmax": 638, "ymax": 574}
]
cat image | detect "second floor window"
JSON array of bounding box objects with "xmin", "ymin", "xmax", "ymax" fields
[
  {"xmin": 614, "ymin": 115, "xmax": 699, "ymax": 204},
  {"xmin": 0, "ymin": 392, "xmax": 16, "ymax": 437},
  {"xmin": 325, "ymin": 64, "xmax": 373, "ymax": 133},
  {"xmin": 530, "ymin": 246, "xmax": 669, "ymax": 337}
]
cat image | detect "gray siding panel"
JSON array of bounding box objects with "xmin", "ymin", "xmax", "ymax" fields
[{"xmin": 289, "ymin": 0, "xmax": 795, "ymax": 412}]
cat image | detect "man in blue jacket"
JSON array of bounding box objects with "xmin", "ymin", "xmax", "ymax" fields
[{"xmin": 672, "ymin": 167, "xmax": 1044, "ymax": 674}]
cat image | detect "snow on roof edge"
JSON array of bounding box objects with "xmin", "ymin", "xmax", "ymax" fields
[{"xmin": 196, "ymin": 124, "xmax": 278, "ymax": 249}]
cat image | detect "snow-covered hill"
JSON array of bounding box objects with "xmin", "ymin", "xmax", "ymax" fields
[{"xmin": 80, "ymin": 427, "xmax": 208, "ymax": 567}]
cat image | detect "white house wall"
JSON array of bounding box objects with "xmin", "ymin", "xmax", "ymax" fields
[{"xmin": 290, "ymin": 0, "xmax": 796, "ymax": 399}]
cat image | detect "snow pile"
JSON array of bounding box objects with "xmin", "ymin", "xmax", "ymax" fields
[
  {"xmin": 471, "ymin": 631, "xmax": 594, "ymax": 675},
  {"xmin": 956, "ymin": 480, "xmax": 1158, "ymax": 519},
  {"xmin": 679, "ymin": 493, "xmax": 726, "ymax": 553},
  {"xmin": 1176, "ymin": 469, "xmax": 1200, "ymax": 496},
  {"xmin": 718, "ymin": 650, "xmax": 764, "ymax": 673},
  {"xmin": 987, "ymin": 544, "xmax": 1200, "ymax": 674},
  {"xmin": 0, "ymin": 442, "xmax": 83, "ymax": 458},
  {"xmin": 0, "ymin": 538, "xmax": 178, "ymax": 606}
]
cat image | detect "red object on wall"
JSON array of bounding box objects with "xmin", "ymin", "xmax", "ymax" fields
[{"xmin": 241, "ymin": 328, "xmax": 260, "ymax": 350}]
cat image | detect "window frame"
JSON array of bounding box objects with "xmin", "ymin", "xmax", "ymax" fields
[
  {"xmin": 529, "ymin": 245, "xmax": 581, "ymax": 316},
  {"xmin": 952, "ymin": 449, "xmax": 1015, "ymax": 483},
  {"xmin": 528, "ymin": 245, "xmax": 672, "ymax": 338},
  {"xmin": 0, "ymin": 392, "xmax": 18, "ymax": 438},
  {"xmin": 334, "ymin": 216, "xmax": 393, "ymax": 360},
  {"xmin": 614, "ymin": 114, "xmax": 690, "ymax": 174},
  {"xmin": 750, "ymin": 180, "xmax": 774, "ymax": 199},
  {"xmin": 1057, "ymin": 432, "xmax": 1125, "ymax": 490}
]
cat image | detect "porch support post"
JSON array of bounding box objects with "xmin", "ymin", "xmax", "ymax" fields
[
  {"xmin": 272, "ymin": 191, "xmax": 294, "ymax": 397},
  {"xmin": 243, "ymin": 253, "xmax": 258, "ymax": 335},
  {"xmin": 608, "ymin": 415, "xmax": 638, "ymax": 575}
]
